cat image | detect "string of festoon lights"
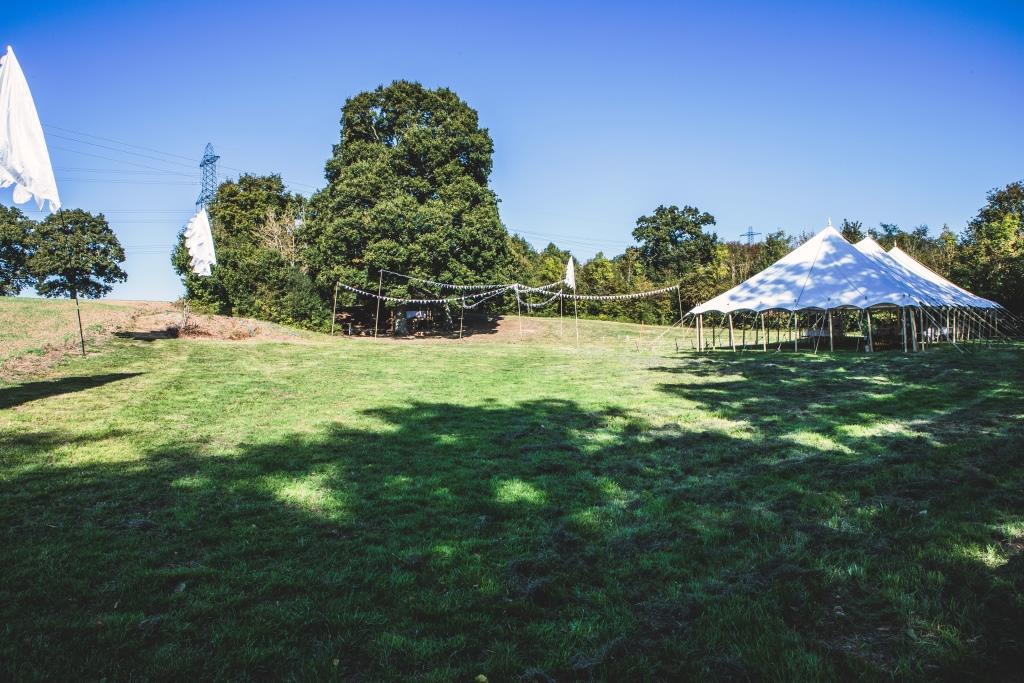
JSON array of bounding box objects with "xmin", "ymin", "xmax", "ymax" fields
[
  {"xmin": 338, "ymin": 283, "xmax": 512, "ymax": 309},
  {"xmin": 340, "ymin": 278, "xmax": 681, "ymax": 306},
  {"xmin": 380, "ymin": 269, "xmax": 564, "ymax": 292}
]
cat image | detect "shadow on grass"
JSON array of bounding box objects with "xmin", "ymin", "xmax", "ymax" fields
[
  {"xmin": 1, "ymin": 354, "xmax": 1022, "ymax": 680},
  {"xmin": 0, "ymin": 372, "xmax": 143, "ymax": 410}
]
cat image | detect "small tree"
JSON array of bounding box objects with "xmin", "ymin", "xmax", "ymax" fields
[
  {"xmin": 30, "ymin": 209, "xmax": 127, "ymax": 354},
  {"xmin": 1, "ymin": 205, "xmax": 35, "ymax": 296}
]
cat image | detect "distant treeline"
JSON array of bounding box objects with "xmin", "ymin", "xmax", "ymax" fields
[{"xmin": 169, "ymin": 81, "xmax": 1024, "ymax": 330}]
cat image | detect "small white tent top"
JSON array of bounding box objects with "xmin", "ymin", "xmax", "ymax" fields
[
  {"xmin": 887, "ymin": 246, "xmax": 999, "ymax": 310},
  {"xmin": 689, "ymin": 224, "xmax": 917, "ymax": 314}
]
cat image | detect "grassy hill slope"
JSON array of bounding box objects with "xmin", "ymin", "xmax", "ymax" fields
[{"xmin": 1, "ymin": 299, "xmax": 1022, "ymax": 680}]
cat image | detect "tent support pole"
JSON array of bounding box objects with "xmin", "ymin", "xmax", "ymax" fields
[
  {"xmin": 910, "ymin": 307, "xmax": 919, "ymax": 352},
  {"xmin": 866, "ymin": 308, "xmax": 874, "ymax": 352},
  {"xmin": 761, "ymin": 312, "xmax": 767, "ymax": 351},
  {"xmin": 793, "ymin": 312, "xmax": 798, "ymax": 353},
  {"xmin": 741, "ymin": 315, "xmax": 746, "ymax": 351},
  {"xmin": 697, "ymin": 313, "xmax": 704, "ymax": 351},
  {"xmin": 828, "ymin": 309, "xmax": 834, "ymax": 353},
  {"xmin": 728, "ymin": 313, "xmax": 735, "ymax": 351}
]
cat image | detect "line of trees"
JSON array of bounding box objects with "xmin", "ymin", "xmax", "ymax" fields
[
  {"xmin": 1, "ymin": 206, "xmax": 127, "ymax": 300},
  {"xmin": 170, "ymin": 80, "xmax": 1024, "ymax": 329}
]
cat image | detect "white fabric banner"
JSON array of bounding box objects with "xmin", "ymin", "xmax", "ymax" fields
[
  {"xmin": 184, "ymin": 208, "xmax": 216, "ymax": 276},
  {"xmin": 564, "ymin": 257, "xmax": 576, "ymax": 289},
  {"xmin": 0, "ymin": 46, "xmax": 60, "ymax": 212}
]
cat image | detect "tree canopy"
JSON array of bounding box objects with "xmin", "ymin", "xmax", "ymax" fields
[
  {"xmin": 172, "ymin": 174, "xmax": 325, "ymax": 327},
  {"xmin": 30, "ymin": 209, "xmax": 126, "ymax": 299},
  {"xmin": 1, "ymin": 205, "xmax": 34, "ymax": 296},
  {"xmin": 303, "ymin": 81, "xmax": 512, "ymax": 298}
]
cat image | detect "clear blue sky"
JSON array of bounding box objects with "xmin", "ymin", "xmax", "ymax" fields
[{"xmin": 5, "ymin": 0, "xmax": 1023, "ymax": 300}]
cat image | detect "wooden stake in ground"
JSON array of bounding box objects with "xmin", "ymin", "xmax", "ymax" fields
[{"xmin": 373, "ymin": 270, "xmax": 383, "ymax": 338}]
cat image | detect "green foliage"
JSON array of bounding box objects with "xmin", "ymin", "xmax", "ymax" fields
[
  {"xmin": 839, "ymin": 218, "xmax": 865, "ymax": 243},
  {"xmin": 632, "ymin": 204, "xmax": 719, "ymax": 281},
  {"xmin": 173, "ymin": 175, "xmax": 328, "ymax": 329},
  {"xmin": 29, "ymin": 209, "xmax": 126, "ymax": 298},
  {"xmin": 958, "ymin": 181, "xmax": 1024, "ymax": 312},
  {"xmin": 0, "ymin": 205, "xmax": 35, "ymax": 296},
  {"xmin": 303, "ymin": 81, "xmax": 512, "ymax": 301}
]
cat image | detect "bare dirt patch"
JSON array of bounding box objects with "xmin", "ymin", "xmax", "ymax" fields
[{"xmin": 0, "ymin": 299, "xmax": 309, "ymax": 380}]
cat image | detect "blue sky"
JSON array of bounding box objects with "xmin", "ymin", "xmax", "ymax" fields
[{"xmin": 5, "ymin": 0, "xmax": 1023, "ymax": 300}]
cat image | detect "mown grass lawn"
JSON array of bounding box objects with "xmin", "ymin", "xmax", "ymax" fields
[{"xmin": 1, "ymin": 314, "xmax": 1022, "ymax": 681}]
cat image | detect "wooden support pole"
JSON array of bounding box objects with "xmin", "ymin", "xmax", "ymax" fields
[
  {"xmin": 761, "ymin": 312, "xmax": 767, "ymax": 351},
  {"xmin": 910, "ymin": 307, "xmax": 919, "ymax": 352},
  {"xmin": 74, "ymin": 291, "xmax": 86, "ymax": 356},
  {"xmin": 727, "ymin": 313, "xmax": 735, "ymax": 351},
  {"xmin": 793, "ymin": 312, "xmax": 798, "ymax": 352},
  {"xmin": 866, "ymin": 308, "xmax": 874, "ymax": 352},
  {"xmin": 828, "ymin": 309, "xmax": 834, "ymax": 352},
  {"xmin": 459, "ymin": 302, "xmax": 465, "ymax": 340},
  {"xmin": 697, "ymin": 313, "xmax": 704, "ymax": 351},
  {"xmin": 373, "ymin": 270, "xmax": 383, "ymax": 338},
  {"xmin": 331, "ymin": 282, "xmax": 339, "ymax": 336}
]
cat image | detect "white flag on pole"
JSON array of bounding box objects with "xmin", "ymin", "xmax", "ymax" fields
[
  {"xmin": 184, "ymin": 208, "xmax": 216, "ymax": 276},
  {"xmin": 564, "ymin": 257, "xmax": 576, "ymax": 289},
  {"xmin": 0, "ymin": 46, "xmax": 60, "ymax": 212}
]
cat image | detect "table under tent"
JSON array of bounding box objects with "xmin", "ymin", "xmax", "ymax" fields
[{"xmin": 687, "ymin": 223, "xmax": 1011, "ymax": 352}]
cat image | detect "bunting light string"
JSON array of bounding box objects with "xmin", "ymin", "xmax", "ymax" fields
[
  {"xmin": 338, "ymin": 283, "xmax": 510, "ymax": 305},
  {"xmin": 339, "ymin": 280, "xmax": 680, "ymax": 306},
  {"xmin": 514, "ymin": 282, "xmax": 681, "ymax": 302},
  {"xmin": 379, "ymin": 269, "xmax": 562, "ymax": 292},
  {"xmin": 516, "ymin": 290, "xmax": 563, "ymax": 309}
]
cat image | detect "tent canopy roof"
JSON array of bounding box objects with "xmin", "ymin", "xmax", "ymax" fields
[
  {"xmin": 690, "ymin": 226, "xmax": 916, "ymax": 314},
  {"xmin": 689, "ymin": 226, "xmax": 1002, "ymax": 314}
]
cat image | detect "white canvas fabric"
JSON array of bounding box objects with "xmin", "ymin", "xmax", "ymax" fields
[
  {"xmin": 853, "ymin": 237, "xmax": 958, "ymax": 307},
  {"xmin": 887, "ymin": 246, "xmax": 999, "ymax": 309},
  {"xmin": 564, "ymin": 257, "xmax": 576, "ymax": 289},
  {"xmin": 690, "ymin": 225, "xmax": 918, "ymax": 314},
  {"xmin": 0, "ymin": 46, "xmax": 60, "ymax": 212},
  {"xmin": 184, "ymin": 208, "xmax": 216, "ymax": 276}
]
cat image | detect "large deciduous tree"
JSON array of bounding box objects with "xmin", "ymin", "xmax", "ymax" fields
[
  {"xmin": 30, "ymin": 209, "xmax": 126, "ymax": 299},
  {"xmin": 632, "ymin": 205, "xmax": 719, "ymax": 280},
  {"xmin": 303, "ymin": 81, "xmax": 512, "ymax": 301},
  {"xmin": 172, "ymin": 174, "xmax": 326, "ymax": 327},
  {"xmin": 1, "ymin": 205, "xmax": 35, "ymax": 296},
  {"xmin": 30, "ymin": 209, "xmax": 127, "ymax": 354}
]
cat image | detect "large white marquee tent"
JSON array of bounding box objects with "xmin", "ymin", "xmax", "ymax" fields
[{"xmin": 688, "ymin": 222, "xmax": 1009, "ymax": 352}]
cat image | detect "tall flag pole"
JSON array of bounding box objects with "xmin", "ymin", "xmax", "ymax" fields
[
  {"xmin": 565, "ymin": 257, "xmax": 579, "ymax": 347},
  {"xmin": 0, "ymin": 47, "xmax": 82, "ymax": 352},
  {"xmin": 0, "ymin": 46, "xmax": 61, "ymax": 212},
  {"xmin": 181, "ymin": 207, "xmax": 217, "ymax": 328}
]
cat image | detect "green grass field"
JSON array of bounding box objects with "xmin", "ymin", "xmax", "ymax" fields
[{"xmin": 2, "ymin": 302, "xmax": 1023, "ymax": 681}]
